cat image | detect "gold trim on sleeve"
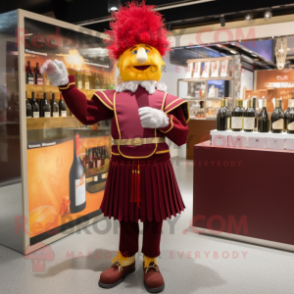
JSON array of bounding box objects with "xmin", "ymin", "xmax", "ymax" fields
[
  {"xmin": 96, "ymin": 90, "xmax": 114, "ymax": 106},
  {"xmin": 160, "ymin": 115, "xmax": 174, "ymax": 133},
  {"xmin": 155, "ymin": 150, "xmax": 170, "ymax": 154},
  {"xmin": 93, "ymin": 93, "xmax": 114, "ymax": 111},
  {"xmin": 58, "ymin": 82, "xmax": 76, "ymax": 90},
  {"xmin": 165, "ymin": 98, "xmax": 182, "ymax": 110},
  {"xmin": 161, "ymin": 92, "xmax": 168, "ymax": 111},
  {"xmin": 165, "ymin": 101, "xmax": 189, "ymax": 122}
]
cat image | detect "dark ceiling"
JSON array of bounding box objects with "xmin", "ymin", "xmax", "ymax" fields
[{"xmin": 2, "ymin": 0, "xmax": 294, "ymax": 34}]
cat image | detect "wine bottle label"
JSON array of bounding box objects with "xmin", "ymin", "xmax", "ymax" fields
[
  {"xmin": 272, "ymin": 118, "xmax": 283, "ymax": 130},
  {"xmin": 28, "ymin": 77, "xmax": 34, "ymax": 85},
  {"xmin": 244, "ymin": 117, "xmax": 255, "ymax": 130},
  {"xmin": 53, "ymin": 112, "xmax": 59, "ymax": 117},
  {"xmin": 33, "ymin": 112, "xmax": 39, "ymax": 118},
  {"xmin": 94, "ymin": 175, "xmax": 98, "ymax": 182},
  {"xmin": 85, "ymin": 82, "xmax": 90, "ymax": 89},
  {"xmin": 44, "ymin": 112, "xmax": 50, "ymax": 118},
  {"xmin": 102, "ymin": 173, "xmax": 108, "ymax": 179},
  {"xmin": 75, "ymin": 174, "xmax": 86, "ymax": 206},
  {"xmin": 61, "ymin": 111, "xmax": 67, "ymax": 117},
  {"xmin": 97, "ymin": 159, "xmax": 101, "ymax": 168},
  {"xmin": 37, "ymin": 78, "xmax": 43, "ymax": 85},
  {"xmin": 78, "ymin": 81, "xmax": 82, "ymax": 89},
  {"xmin": 231, "ymin": 117, "xmax": 242, "ymax": 129},
  {"xmin": 288, "ymin": 121, "xmax": 294, "ymax": 131}
]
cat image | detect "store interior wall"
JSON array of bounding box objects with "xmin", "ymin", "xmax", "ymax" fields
[{"xmin": 240, "ymin": 69, "xmax": 254, "ymax": 99}]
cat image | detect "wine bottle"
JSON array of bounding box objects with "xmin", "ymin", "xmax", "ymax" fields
[
  {"xmin": 34, "ymin": 62, "xmax": 43, "ymax": 85},
  {"xmin": 284, "ymin": 99, "xmax": 292, "ymax": 131},
  {"xmin": 26, "ymin": 92, "xmax": 32, "ymax": 118},
  {"xmin": 231, "ymin": 99, "xmax": 244, "ymax": 131},
  {"xmin": 76, "ymin": 71, "xmax": 83, "ymax": 89},
  {"xmin": 84, "ymin": 72, "xmax": 90, "ymax": 90},
  {"xmin": 271, "ymin": 98, "xmax": 284, "ymax": 133},
  {"xmin": 216, "ymin": 98, "xmax": 231, "ymax": 131},
  {"xmin": 286, "ymin": 99, "xmax": 294, "ymax": 134},
  {"xmin": 89, "ymin": 148, "xmax": 93, "ymax": 169},
  {"xmin": 69, "ymin": 134, "xmax": 86, "ymax": 213},
  {"xmin": 42, "ymin": 93, "xmax": 51, "ymax": 118},
  {"xmin": 244, "ymin": 99, "xmax": 256, "ymax": 132},
  {"xmin": 92, "ymin": 147, "xmax": 97, "ymax": 169},
  {"xmin": 257, "ymin": 99, "xmax": 270, "ymax": 133},
  {"xmin": 51, "ymin": 93, "xmax": 59, "ymax": 117},
  {"xmin": 252, "ymin": 96, "xmax": 258, "ymax": 131},
  {"xmin": 31, "ymin": 92, "xmax": 39, "ymax": 118},
  {"xmin": 101, "ymin": 146, "xmax": 106, "ymax": 166},
  {"xmin": 95, "ymin": 73, "xmax": 100, "ymax": 89},
  {"xmin": 97, "ymin": 147, "xmax": 102, "ymax": 168},
  {"xmin": 26, "ymin": 61, "xmax": 34, "ymax": 85},
  {"xmin": 59, "ymin": 93, "xmax": 67, "ymax": 117}
]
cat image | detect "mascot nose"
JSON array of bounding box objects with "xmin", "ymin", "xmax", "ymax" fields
[{"xmin": 136, "ymin": 47, "xmax": 148, "ymax": 64}]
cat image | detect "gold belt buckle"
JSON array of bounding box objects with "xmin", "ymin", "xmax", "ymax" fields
[{"xmin": 133, "ymin": 138, "xmax": 142, "ymax": 146}]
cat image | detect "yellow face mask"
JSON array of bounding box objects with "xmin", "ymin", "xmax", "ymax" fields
[{"xmin": 117, "ymin": 44, "xmax": 165, "ymax": 82}]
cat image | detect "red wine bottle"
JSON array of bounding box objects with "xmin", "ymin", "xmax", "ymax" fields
[
  {"xmin": 244, "ymin": 99, "xmax": 255, "ymax": 132},
  {"xmin": 51, "ymin": 93, "xmax": 59, "ymax": 117},
  {"xmin": 26, "ymin": 92, "xmax": 32, "ymax": 118},
  {"xmin": 42, "ymin": 93, "xmax": 51, "ymax": 118},
  {"xmin": 231, "ymin": 99, "xmax": 244, "ymax": 131},
  {"xmin": 59, "ymin": 93, "xmax": 67, "ymax": 117},
  {"xmin": 69, "ymin": 134, "xmax": 86, "ymax": 213},
  {"xmin": 26, "ymin": 61, "xmax": 34, "ymax": 85},
  {"xmin": 217, "ymin": 98, "xmax": 231, "ymax": 131},
  {"xmin": 286, "ymin": 99, "xmax": 294, "ymax": 134},
  {"xmin": 31, "ymin": 92, "xmax": 39, "ymax": 118},
  {"xmin": 34, "ymin": 62, "xmax": 43, "ymax": 85}
]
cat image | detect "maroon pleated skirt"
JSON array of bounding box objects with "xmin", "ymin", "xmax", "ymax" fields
[{"xmin": 100, "ymin": 154, "xmax": 185, "ymax": 222}]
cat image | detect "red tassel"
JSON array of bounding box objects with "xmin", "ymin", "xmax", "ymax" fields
[
  {"xmin": 130, "ymin": 161, "xmax": 135, "ymax": 202},
  {"xmin": 130, "ymin": 161, "xmax": 141, "ymax": 207},
  {"xmin": 136, "ymin": 163, "xmax": 141, "ymax": 207}
]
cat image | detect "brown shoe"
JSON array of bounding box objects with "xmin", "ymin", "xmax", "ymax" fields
[
  {"xmin": 143, "ymin": 257, "xmax": 165, "ymax": 293},
  {"xmin": 99, "ymin": 253, "xmax": 136, "ymax": 289}
]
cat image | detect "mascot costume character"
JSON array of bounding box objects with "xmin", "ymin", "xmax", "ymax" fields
[{"xmin": 41, "ymin": 1, "xmax": 189, "ymax": 292}]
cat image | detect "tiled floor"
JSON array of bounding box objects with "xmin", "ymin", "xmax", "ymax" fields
[{"xmin": 0, "ymin": 158, "xmax": 294, "ymax": 294}]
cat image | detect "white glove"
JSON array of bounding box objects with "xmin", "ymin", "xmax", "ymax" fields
[
  {"xmin": 138, "ymin": 107, "xmax": 169, "ymax": 129},
  {"xmin": 40, "ymin": 59, "xmax": 69, "ymax": 87}
]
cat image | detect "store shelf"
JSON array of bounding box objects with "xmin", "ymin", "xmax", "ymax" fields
[
  {"xmin": 189, "ymin": 117, "xmax": 216, "ymax": 121},
  {"xmin": 183, "ymin": 97, "xmax": 223, "ymax": 101},
  {"xmin": 27, "ymin": 116, "xmax": 83, "ymax": 130},
  {"xmin": 25, "ymin": 84, "xmax": 108, "ymax": 99},
  {"xmin": 179, "ymin": 77, "xmax": 233, "ymax": 82}
]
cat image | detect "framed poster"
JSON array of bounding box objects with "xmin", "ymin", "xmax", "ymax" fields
[
  {"xmin": 210, "ymin": 60, "xmax": 220, "ymax": 77},
  {"xmin": 193, "ymin": 62, "xmax": 201, "ymax": 78},
  {"xmin": 202, "ymin": 62, "xmax": 210, "ymax": 78}
]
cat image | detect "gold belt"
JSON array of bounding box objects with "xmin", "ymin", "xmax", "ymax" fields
[{"xmin": 112, "ymin": 137, "xmax": 165, "ymax": 146}]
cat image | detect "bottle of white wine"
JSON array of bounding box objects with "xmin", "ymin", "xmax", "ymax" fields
[
  {"xmin": 231, "ymin": 99, "xmax": 244, "ymax": 131},
  {"xmin": 244, "ymin": 99, "xmax": 255, "ymax": 132},
  {"xmin": 69, "ymin": 134, "xmax": 86, "ymax": 213},
  {"xmin": 271, "ymin": 98, "xmax": 284, "ymax": 133},
  {"xmin": 286, "ymin": 99, "xmax": 294, "ymax": 134}
]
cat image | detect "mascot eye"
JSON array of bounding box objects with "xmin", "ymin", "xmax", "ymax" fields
[
  {"xmin": 145, "ymin": 49, "xmax": 150, "ymax": 53},
  {"xmin": 132, "ymin": 50, "xmax": 137, "ymax": 55}
]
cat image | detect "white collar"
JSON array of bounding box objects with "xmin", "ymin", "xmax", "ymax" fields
[{"xmin": 115, "ymin": 80, "xmax": 167, "ymax": 94}]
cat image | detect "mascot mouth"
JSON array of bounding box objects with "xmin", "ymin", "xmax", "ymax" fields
[{"xmin": 133, "ymin": 65, "xmax": 151, "ymax": 71}]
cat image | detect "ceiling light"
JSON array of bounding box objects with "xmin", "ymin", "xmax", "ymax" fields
[
  {"xmin": 245, "ymin": 13, "xmax": 253, "ymax": 22},
  {"xmin": 264, "ymin": 9, "xmax": 272, "ymax": 20},
  {"xmin": 108, "ymin": 0, "xmax": 120, "ymax": 13}
]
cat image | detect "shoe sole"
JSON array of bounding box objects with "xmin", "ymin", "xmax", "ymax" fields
[
  {"xmin": 144, "ymin": 282, "xmax": 165, "ymax": 293},
  {"xmin": 98, "ymin": 267, "xmax": 136, "ymax": 289}
]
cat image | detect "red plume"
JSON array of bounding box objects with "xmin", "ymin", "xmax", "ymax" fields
[{"xmin": 105, "ymin": 1, "xmax": 170, "ymax": 59}]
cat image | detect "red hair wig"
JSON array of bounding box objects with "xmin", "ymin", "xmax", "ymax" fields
[{"xmin": 105, "ymin": 1, "xmax": 170, "ymax": 59}]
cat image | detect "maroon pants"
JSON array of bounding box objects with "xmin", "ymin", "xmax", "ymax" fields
[{"xmin": 119, "ymin": 220, "xmax": 163, "ymax": 258}]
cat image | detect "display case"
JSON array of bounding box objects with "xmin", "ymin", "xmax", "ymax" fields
[
  {"xmin": 181, "ymin": 56, "xmax": 241, "ymax": 159},
  {"xmin": 0, "ymin": 10, "xmax": 114, "ymax": 254},
  {"xmin": 178, "ymin": 56, "xmax": 241, "ymax": 121}
]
